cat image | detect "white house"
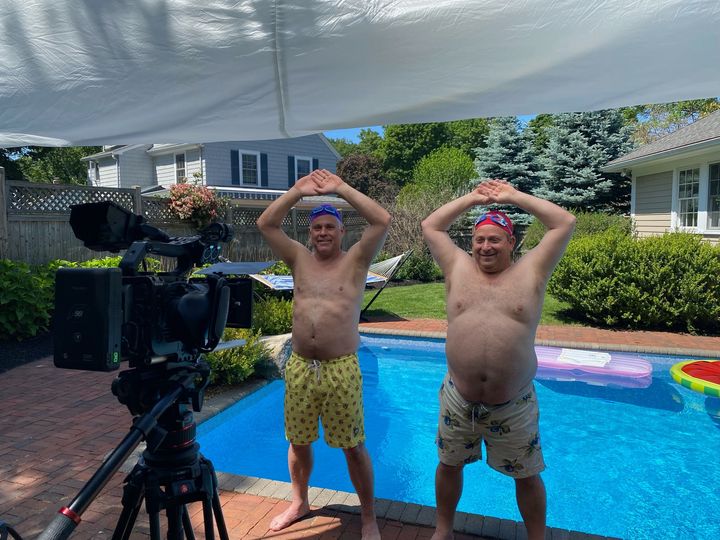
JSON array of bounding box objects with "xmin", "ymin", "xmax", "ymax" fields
[
  {"xmin": 603, "ymin": 110, "xmax": 720, "ymax": 244},
  {"xmin": 81, "ymin": 135, "xmax": 341, "ymax": 200}
]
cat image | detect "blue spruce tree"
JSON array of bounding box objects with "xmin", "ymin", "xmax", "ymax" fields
[
  {"xmin": 473, "ymin": 116, "xmax": 541, "ymax": 226},
  {"xmin": 535, "ymin": 110, "xmax": 635, "ymax": 212}
]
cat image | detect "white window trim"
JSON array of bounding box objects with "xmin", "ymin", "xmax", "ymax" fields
[
  {"xmin": 238, "ymin": 149, "xmax": 261, "ymax": 186},
  {"xmin": 708, "ymin": 161, "xmax": 720, "ymax": 231},
  {"xmin": 671, "ymin": 162, "xmax": 720, "ymax": 235},
  {"xmin": 175, "ymin": 152, "xmax": 187, "ymax": 183},
  {"xmin": 294, "ymin": 155, "xmax": 312, "ymax": 182}
]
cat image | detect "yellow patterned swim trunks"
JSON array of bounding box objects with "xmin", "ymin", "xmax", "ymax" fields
[{"xmin": 284, "ymin": 352, "xmax": 365, "ymax": 449}]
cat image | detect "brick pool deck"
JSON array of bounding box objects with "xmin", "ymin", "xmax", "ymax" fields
[{"xmin": 2, "ymin": 321, "xmax": 719, "ymax": 539}]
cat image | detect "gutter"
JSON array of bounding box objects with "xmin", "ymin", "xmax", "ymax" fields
[{"xmin": 602, "ymin": 137, "xmax": 720, "ymax": 172}]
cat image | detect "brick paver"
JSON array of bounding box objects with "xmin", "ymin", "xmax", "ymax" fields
[{"xmin": 3, "ymin": 319, "xmax": 709, "ymax": 539}]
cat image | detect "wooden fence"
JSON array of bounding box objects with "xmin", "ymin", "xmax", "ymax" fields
[{"xmin": 0, "ymin": 167, "xmax": 364, "ymax": 266}]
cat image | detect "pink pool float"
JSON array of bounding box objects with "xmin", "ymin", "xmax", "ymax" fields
[{"xmin": 535, "ymin": 346, "xmax": 653, "ymax": 388}]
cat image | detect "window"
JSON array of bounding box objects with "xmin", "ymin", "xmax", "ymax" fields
[
  {"xmin": 175, "ymin": 153, "xmax": 186, "ymax": 182},
  {"xmin": 709, "ymin": 163, "xmax": 720, "ymax": 229},
  {"xmin": 295, "ymin": 156, "xmax": 312, "ymax": 182},
  {"xmin": 241, "ymin": 152, "xmax": 259, "ymax": 185},
  {"xmin": 677, "ymin": 167, "xmax": 699, "ymax": 227}
]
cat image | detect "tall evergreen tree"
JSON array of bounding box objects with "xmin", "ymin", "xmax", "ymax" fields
[
  {"xmin": 473, "ymin": 116, "xmax": 541, "ymax": 225},
  {"xmin": 535, "ymin": 110, "xmax": 634, "ymax": 212}
]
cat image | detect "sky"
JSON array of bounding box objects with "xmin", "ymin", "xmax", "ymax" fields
[{"xmin": 324, "ymin": 116, "xmax": 536, "ymax": 143}]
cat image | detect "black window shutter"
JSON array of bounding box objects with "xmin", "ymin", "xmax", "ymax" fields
[
  {"xmin": 260, "ymin": 153, "xmax": 268, "ymax": 187},
  {"xmin": 312, "ymin": 158, "xmax": 319, "ymax": 171},
  {"xmin": 231, "ymin": 150, "xmax": 239, "ymax": 185},
  {"xmin": 288, "ymin": 156, "xmax": 295, "ymax": 187}
]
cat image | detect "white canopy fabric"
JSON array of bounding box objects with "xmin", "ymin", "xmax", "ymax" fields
[{"xmin": 1, "ymin": 1, "xmax": 719, "ymax": 147}]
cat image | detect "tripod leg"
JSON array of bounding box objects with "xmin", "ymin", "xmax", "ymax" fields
[
  {"xmin": 204, "ymin": 457, "xmax": 229, "ymax": 540},
  {"xmin": 181, "ymin": 505, "xmax": 196, "ymax": 540},
  {"xmin": 211, "ymin": 489, "xmax": 229, "ymax": 540},
  {"xmin": 112, "ymin": 466, "xmax": 146, "ymax": 540},
  {"xmin": 167, "ymin": 504, "xmax": 184, "ymax": 540}
]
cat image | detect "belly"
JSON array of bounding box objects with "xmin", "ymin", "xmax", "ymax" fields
[
  {"xmin": 445, "ymin": 315, "xmax": 537, "ymax": 403},
  {"xmin": 291, "ymin": 295, "xmax": 360, "ymax": 359}
]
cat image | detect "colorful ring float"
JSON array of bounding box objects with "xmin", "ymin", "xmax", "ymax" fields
[{"xmin": 670, "ymin": 360, "xmax": 720, "ymax": 397}]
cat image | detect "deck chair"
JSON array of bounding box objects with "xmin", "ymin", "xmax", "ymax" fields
[
  {"xmin": 361, "ymin": 249, "xmax": 413, "ymax": 318},
  {"xmin": 248, "ymin": 250, "xmax": 413, "ymax": 315}
]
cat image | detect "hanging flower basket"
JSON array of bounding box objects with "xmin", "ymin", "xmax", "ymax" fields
[{"xmin": 168, "ymin": 183, "xmax": 225, "ymax": 229}]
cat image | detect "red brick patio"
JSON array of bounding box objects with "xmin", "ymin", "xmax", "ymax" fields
[{"xmin": 1, "ymin": 322, "xmax": 717, "ymax": 539}]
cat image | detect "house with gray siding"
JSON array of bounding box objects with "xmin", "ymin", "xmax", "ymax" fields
[
  {"xmin": 603, "ymin": 110, "xmax": 720, "ymax": 245},
  {"xmin": 81, "ymin": 135, "xmax": 340, "ymax": 199}
]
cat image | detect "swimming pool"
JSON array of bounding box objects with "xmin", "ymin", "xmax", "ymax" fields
[{"xmin": 197, "ymin": 335, "xmax": 720, "ymax": 539}]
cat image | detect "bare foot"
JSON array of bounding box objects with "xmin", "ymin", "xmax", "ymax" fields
[
  {"xmin": 361, "ymin": 516, "xmax": 381, "ymax": 540},
  {"xmin": 269, "ymin": 502, "xmax": 311, "ymax": 531},
  {"xmin": 430, "ymin": 529, "xmax": 454, "ymax": 540}
]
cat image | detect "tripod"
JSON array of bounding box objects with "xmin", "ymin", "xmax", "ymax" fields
[{"xmin": 37, "ymin": 361, "xmax": 229, "ymax": 540}]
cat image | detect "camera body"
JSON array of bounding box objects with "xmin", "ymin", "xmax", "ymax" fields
[{"xmin": 53, "ymin": 201, "xmax": 253, "ymax": 371}]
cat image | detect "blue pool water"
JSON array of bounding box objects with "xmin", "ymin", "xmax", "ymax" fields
[{"xmin": 197, "ymin": 335, "xmax": 720, "ymax": 539}]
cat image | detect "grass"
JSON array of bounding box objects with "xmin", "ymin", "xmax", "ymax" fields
[{"xmin": 362, "ymin": 282, "xmax": 582, "ymax": 326}]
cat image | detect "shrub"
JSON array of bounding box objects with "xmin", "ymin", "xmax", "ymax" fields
[
  {"xmin": 0, "ymin": 260, "xmax": 54, "ymax": 340},
  {"xmin": 523, "ymin": 211, "xmax": 631, "ymax": 250},
  {"xmin": 262, "ymin": 260, "xmax": 291, "ymax": 275},
  {"xmin": 548, "ymin": 230, "xmax": 720, "ymax": 333},
  {"xmin": 0, "ymin": 256, "xmax": 141, "ymax": 341},
  {"xmin": 253, "ymin": 297, "xmax": 293, "ymax": 335},
  {"xmin": 394, "ymin": 251, "xmax": 443, "ymax": 282},
  {"xmin": 204, "ymin": 328, "xmax": 270, "ymax": 385}
]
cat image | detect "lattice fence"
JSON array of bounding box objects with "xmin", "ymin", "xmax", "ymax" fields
[
  {"xmin": 8, "ymin": 182, "xmax": 137, "ymax": 215},
  {"xmin": 1, "ymin": 180, "xmax": 366, "ymax": 264}
]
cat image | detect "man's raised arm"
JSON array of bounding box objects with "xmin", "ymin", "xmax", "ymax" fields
[
  {"xmin": 477, "ymin": 180, "xmax": 576, "ymax": 277},
  {"xmin": 421, "ymin": 189, "xmax": 491, "ymax": 273},
  {"xmin": 312, "ymin": 170, "xmax": 391, "ymax": 265},
  {"xmin": 256, "ymin": 174, "xmax": 320, "ymax": 266}
]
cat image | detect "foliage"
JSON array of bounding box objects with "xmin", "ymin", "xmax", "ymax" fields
[
  {"xmin": 382, "ymin": 122, "xmax": 453, "ymax": 185},
  {"xmin": 0, "ymin": 256, "xmax": 136, "ymax": 341},
  {"xmin": 445, "ymin": 118, "xmax": 490, "ymax": 159},
  {"xmin": 525, "ymin": 114, "xmax": 555, "ymax": 155},
  {"xmin": 622, "ymin": 98, "xmax": 720, "ymax": 145},
  {"xmin": 473, "ymin": 116, "xmax": 542, "ymax": 226},
  {"xmin": 356, "ymin": 128, "xmax": 386, "ymax": 159},
  {"xmin": 548, "ymin": 230, "xmax": 720, "ymax": 333},
  {"xmin": 393, "ymin": 251, "xmax": 443, "ymax": 282},
  {"xmin": 15, "ymin": 146, "xmax": 101, "ymax": 184},
  {"xmin": 0, "ymin": 260, "xmax": 54, "ymax": 340},
  {"xmin": 261, "ymin": 260, "xmax": 291, "ymax": 275},
  {"xmin": 336, "ymin": 153, "xmax": 398, "ymax": 201},
  {"xmin": 0, "ymin": 147, "xmax": 25, "ymax": 180},
  {"xmin": 252, "ymin": 297, "xmax": 293, "ymax": 335},
  {"xmin": 534, "ymin": 110, "xmax": 635, "ymax": 213},
  {"xmin": 204, "ymin": 328, "xmax": 271, "ymax": 385},
  {"xmin": 522, "ymin": 211, "xmax": 632, "ymax": 250},
  {"xmin": 168, "ymin": 183, "xmax": 226, "ymax": 228},
  {"xmin": 405, "ymin": 147, "xmax": 475, "ymax": 200},
  {"xmin": 327, "ymin": 137, "xmax": 358, "ymax": 158}
]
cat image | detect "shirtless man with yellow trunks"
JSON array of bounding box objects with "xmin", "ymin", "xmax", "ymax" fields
[
  {"xmin": 421, "ymin": 179, "xmax": 575, "ymax": 540},
  {"xmin": 257, "ymin": 168, "xmax": 390, "ymax": 540}
]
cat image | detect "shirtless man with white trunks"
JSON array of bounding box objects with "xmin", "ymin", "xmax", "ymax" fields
[{"xmin": 421, "ymin": 179, "xmax": 575, "ymax": 540}]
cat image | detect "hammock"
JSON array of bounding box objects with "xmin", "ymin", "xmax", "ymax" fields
[{"xmin": 248, "ymin": 250, "xmax": 413, "ymax": 315}]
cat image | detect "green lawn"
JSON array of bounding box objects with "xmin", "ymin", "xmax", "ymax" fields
[{"xmin": 362, "ymin": 282, "xmax": 581, "ymax": 326}]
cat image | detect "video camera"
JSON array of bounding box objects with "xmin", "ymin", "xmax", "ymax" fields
[{"xmin": 53, "ymin": 201, "xmax": 253, "ymax": 371}]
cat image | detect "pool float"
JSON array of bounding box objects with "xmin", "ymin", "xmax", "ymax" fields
[
  {"xmin": 670, "ymin": 360, "xmax": 720, "ymax": 397},
  {"xmin": 535, "ymin": 346, "xmax": 653, "ymax": 388}
]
